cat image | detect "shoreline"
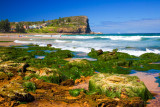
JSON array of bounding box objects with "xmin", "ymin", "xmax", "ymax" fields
[{"xmin": 0, "ymin": 33, "xmax": 91, "ymax": 36}]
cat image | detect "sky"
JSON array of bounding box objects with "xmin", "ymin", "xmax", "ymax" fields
[{"xmin": 0, "ymin": 0, "xmax": 160, "ymax": 33}]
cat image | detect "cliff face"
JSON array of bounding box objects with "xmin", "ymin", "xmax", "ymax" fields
[{"xmin": 56, "ymin": 16, "xmax": 91, "ymax": 33}]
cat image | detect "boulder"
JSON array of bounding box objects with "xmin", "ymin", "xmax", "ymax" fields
[
  {"xmin": 0, "ymin": 81, "xmax": 34, "ymax": 102},
  {"xmin": 89, "ymin": 73, "xmax": 152, "ymax": 101}
]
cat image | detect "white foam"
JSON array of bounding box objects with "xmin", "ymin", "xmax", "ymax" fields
[
  {"xmin": 14, "ymin": 40, "xmax": 32, "ymax": 44},
  {"xmin": 118, "ymin": 48, "xmax": 160, "ymax": 56},
  {"xmin": 146, "ymin": 48, "xmax": 160, "ymax": 54},
  {"xmin": 14, "ymin": 40, "xmax": 44, "ymax": 44},
  {"xmin": 14, "ymin": 35, "xmax": 160, "ymax": 57},
  {"xmin": 54, "ymin": 40, "xmax": 68, "ymax": 43},
  {"xmin": 108, "ymin": 36, "xmax": 142, "ymax": 41}
]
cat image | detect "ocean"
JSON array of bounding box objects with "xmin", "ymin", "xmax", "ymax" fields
[{"xmin": 14, "ymin": 33, "xmax": 160, "ymax": 56}]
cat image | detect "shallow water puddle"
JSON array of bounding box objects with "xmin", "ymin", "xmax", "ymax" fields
[
  {"xmin": 27, "ymin": 50, "xmax": 57, "ymax": 53},
  {"xmin": 35, "ymin": 55, "xmax": 46, "ymax": 59},
  {"xmin": 71, "ymin": 52, "xmax": 97, "ymax": 61}
]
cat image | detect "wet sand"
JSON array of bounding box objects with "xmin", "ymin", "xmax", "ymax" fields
[
  {"xmin": 130, "ymin": 72, "xmax": 160, "ymax": 107},
  {"xmin": 0, "ymin": 35, "xmax": 61, "ymax": 46}
]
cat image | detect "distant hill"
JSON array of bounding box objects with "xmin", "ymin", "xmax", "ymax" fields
[{"xmin": 11, "ymin": 16, "xmax": 91, "ymax": 34}]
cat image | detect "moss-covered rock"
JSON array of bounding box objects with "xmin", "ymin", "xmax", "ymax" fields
[
  {"xmin": 98, "ymin": 52, "xmax": 118, "ymax": 61},
  {"xmin": 66, "ymin": 59, "xmax": 92, "ymax": 69},
  {"xmin": 89, "ymin": 73, "xmax": 152, "ymax": 101},
  {"xmin": 0, "ymin": 81, "xmax": 35, "ymax": 102},
  {"xmin": 88, "ymin": 48, "xmax": 103, "ymax": 58}
]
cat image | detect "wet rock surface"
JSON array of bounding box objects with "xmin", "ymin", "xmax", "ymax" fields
[{"xmin": 0, "ymin": 46, "xmax": 159, "ymax": 107}]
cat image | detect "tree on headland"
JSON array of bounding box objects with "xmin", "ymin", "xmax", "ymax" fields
[
  {"xmin": 59, "ymin": 17, "xmax": 62, "ymax": 23},
  {"xmin": 0, "ymin": 19, "xmax": 10, "ymax": 32},
  {"xmin": 15, "ymin": 23, "xmax": 25, "ymax": 33},
  {"xmin": 67, "ymin": 18, "xmax": 71, "ymax": 22},
  {"xmin": 43, "ymin": 19, "xmax": 45, "ymax": 23}
]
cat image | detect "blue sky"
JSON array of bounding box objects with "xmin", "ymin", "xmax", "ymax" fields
[{"xmin": 0, "ymin": 0, "xmax": 160, "ymax": 33}]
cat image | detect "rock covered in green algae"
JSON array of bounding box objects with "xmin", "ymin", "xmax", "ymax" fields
[
  {"xmin": 98, "ymin": 52, "xmax": 118, "ymax": 61},
  {"xmin": 66, "ymin": 59, "xmax": 92, "ymax": 68},
  {"xmin": 0, "ymin": 81, "xmax": 35, "ymax": 102},
  {"xmin": 89, "ymin": 73, "xmax": 152, "ymax": 101}
]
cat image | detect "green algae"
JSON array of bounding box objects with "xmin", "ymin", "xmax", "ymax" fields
[
  {"xmin": 61, "ymin": 59, "xmax": 95, "ymax": 80},
  {"xmin": 69, "ymin": 89, "xmax": 86, "ymax": 97},
  {"xmin": 88, "ymin": 48, "xmax": 160, "ymax": 73},
  {"xmin": 22, "ymin": 81, "xmax": 36, "ymax": 92},
  {"xmin": 89, "ymin": 73, "xmax": 153, "ymax": 101}
]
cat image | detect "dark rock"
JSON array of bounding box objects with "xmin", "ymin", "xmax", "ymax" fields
[
  {"xmin": 97, "ymin": 49, "xmax": 103, "ymax": 55},
  {"xmin": 60, "ymin": 79, "xmax": 75, "ymax": 86},
  {"xmin": 47, "ymin": 44, "xmax": 52, "ymax": 47},
  {"xmin": 18, "ymin": 63, "xmax": 29, "ymax": 73}
]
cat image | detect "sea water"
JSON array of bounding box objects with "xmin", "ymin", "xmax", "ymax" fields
[{"xmin": 14, "ymin": 33, "xmax": 160, "ymax": 56}]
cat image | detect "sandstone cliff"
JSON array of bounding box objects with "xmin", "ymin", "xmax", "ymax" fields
[{"xmin": 56, "ymin": 16, "xmax": 91, "ymax": 33}]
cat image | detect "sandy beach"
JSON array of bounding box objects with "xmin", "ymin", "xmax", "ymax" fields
[{"xmin": 0, "ymin": 34, "xmax": 61, "ymax": 46}]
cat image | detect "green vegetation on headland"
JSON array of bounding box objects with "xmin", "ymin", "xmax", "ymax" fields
[
  {"xmin": 0, "ymin": 45, "xmax": 160, "ymax": 106},
  {"xmin": 0, "ymin": 16, "xmax": 91, "ymax": 34}
]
